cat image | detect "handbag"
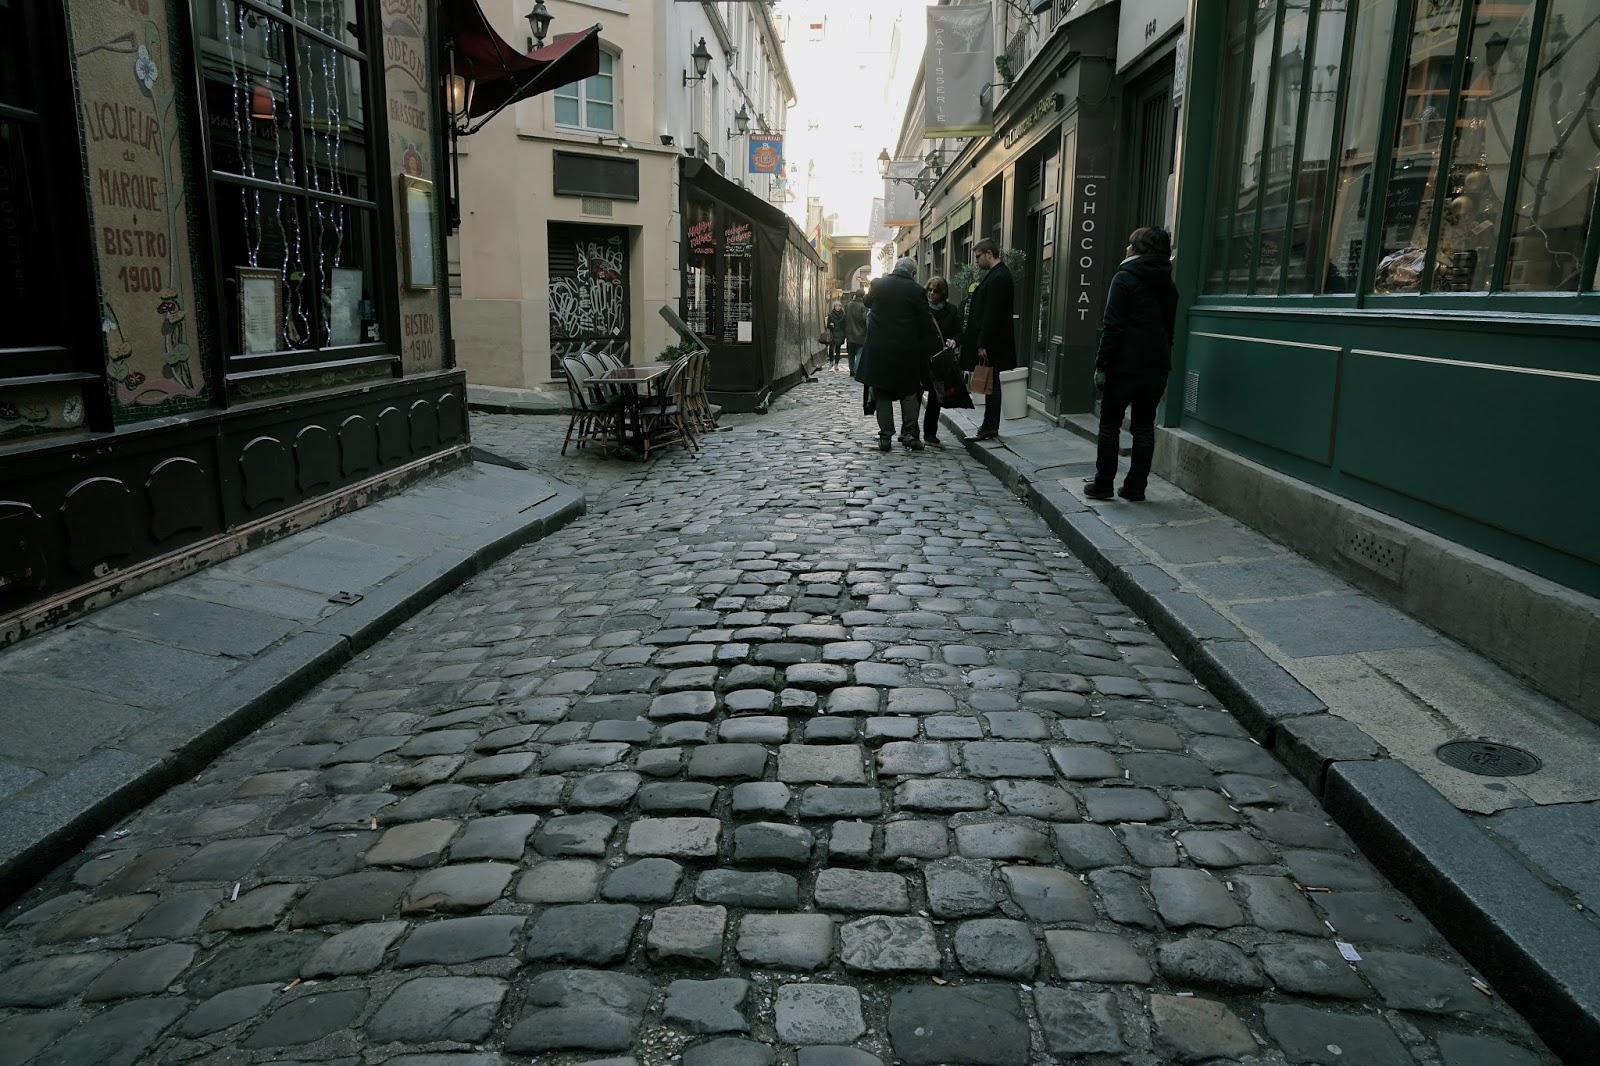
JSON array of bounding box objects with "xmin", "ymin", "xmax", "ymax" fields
[
  {"xmin": 818, "ymin": 328, "xmax": 833, "ymax": 346},
  {"xmin": 969, "ymin": 356, "xmax": 995, "ymax": 396}
]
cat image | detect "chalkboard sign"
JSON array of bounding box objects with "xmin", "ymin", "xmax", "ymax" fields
[{"xmin": 1383, "ymin": 174, "xmax": 1428, "ymax": 236}]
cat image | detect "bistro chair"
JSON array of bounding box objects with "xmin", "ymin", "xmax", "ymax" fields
[
  {"xmin": 684, "ymin": 348, "xmax": 715, "ymax": 431},
  {"xmin": 638, "ymin": 355, "xmax": 698, "ymax": 458},
  {"xmin": 560, "ymin": 356, "xmax": 623, "ymax": 456},
  {"xmin": 594, "ymin": 349, "xmax": 626, "ymax": 373}
]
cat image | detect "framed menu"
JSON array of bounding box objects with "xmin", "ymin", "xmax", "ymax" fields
[
  {"xmin": 400, "ymin": 175, "xmax": 437, "ymax": 289},
  {"xmin": 329, "ymin": 268, "xmax": 363, "ymax": 345},
  {"xmin": 237, "ymin": 267, "xmax": 281, "ymax": 354}
]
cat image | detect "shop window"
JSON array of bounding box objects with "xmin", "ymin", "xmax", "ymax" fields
[
  {"xmin": 1251, "ymin": 3, "xmax": 1310, "ymax": 292},
  {"xmin": 1201, "ymin": 3, "xmax": 1251, "ymax": 292},
  {"xmin": 1, "ymin": 0, "xmax": 101, "ymax": 443},
  {"xmin": 722, "ymin": 214, "xmax": 754, "ymax": 344},
  {"xmin": 1312, "ymin": 0, "xmax": 1396, "ymax": 294},
  {"xmin": 684, "ymin": 193, "xmax": 718, "ymax": 342},
  {"xmin": 1206, "ymin": 0, "xmax": 1596, "ymax": 298},
  {"xmin": 554, "ymin": 49, "xmax": 616, "ymax": 133},
  {"xmin": 1503, "ymin": 0, "xmax": 1600, "ymax": 292},
  {"xmin": 195, "ymin": 0, "xmax": 386, "ymax": 372}
]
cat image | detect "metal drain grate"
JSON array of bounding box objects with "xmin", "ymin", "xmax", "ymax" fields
[
  {"xmin": 1435, "ymin": 740, "xmax": 1543, "ymax": 777},
  {"xmin": 1342, "ymin": 526, "xmax": 1406, "ymax": 581},
  {"xmin": 1184, "ymin": 371, "xmax": 1199, "ymax": 413}
]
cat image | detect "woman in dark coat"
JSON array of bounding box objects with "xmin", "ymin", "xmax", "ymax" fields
[
  {"xmin": 922, "ymin": 276, "xmax": 961, "ymax": 446},
  {"xmin": 825, "ymin": 300, "xmax": 846, "ymax": 369},
  {"xmin": 855, "ymin": 257, "xmax": 937, "ymax": 452}
]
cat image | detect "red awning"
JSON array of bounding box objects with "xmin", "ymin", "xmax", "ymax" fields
[{"xmin": 440, "ymin": 0, "xmax": 601, "ymax": 126}]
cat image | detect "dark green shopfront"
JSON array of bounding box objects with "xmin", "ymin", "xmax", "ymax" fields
[{"xmin": 1170, "ymin": 0, "xmax": 1600, "ymax": 602}]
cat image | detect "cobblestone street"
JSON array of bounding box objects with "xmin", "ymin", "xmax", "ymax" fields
[{"xmin": 0, "ymin": 372, "xmax": 1558, "ymax": 1065}]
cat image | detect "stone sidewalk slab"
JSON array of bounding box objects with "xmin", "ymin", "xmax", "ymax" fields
[
  {"xmin": 0, "ymin": 462, "xmax": 583, "ymax": 905},
  {"xmin": 942, "ymin": 402, "xmax": 1600, "ymax": 1062}
]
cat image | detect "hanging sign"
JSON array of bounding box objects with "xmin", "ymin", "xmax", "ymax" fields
[
  {"xmin": 884, "ymin": 161, "xmax": 922, "ymax": 228},
  {"xmin": 925, "ymin": 3, "xmax": 994, "ymax": 138},
  {"xmin": 748, "ymin": 135, "xmax": 783, "ymax": 175}
]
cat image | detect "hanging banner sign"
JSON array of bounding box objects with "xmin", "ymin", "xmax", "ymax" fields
[
  {"xmin": 925, "ymin": 3, "xmax": 994, "ymax": 138},
  {"xmin": 748, "ymin": 135, "xmax": 783, "ymax": 175},
  {"xmin": 883, "ymin": 161, "xmax": 922, "ymax": 228}
]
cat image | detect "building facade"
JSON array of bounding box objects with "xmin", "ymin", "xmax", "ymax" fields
[
  {"xmin": 898, "ymin": 0, "xmax": 1185, "ymax": 419},
  {"xmin": 451, "ymin": 0, "xmax": 820, "ymax": 410},
  {"xmin": 1166, "ymin": 0, "xmax": 1599, "ymax": 711},
  {"xmin": 0, "ymin": 0, "xmax": 471, "ymax": 640}
]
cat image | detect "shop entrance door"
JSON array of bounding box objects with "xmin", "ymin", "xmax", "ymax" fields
[
  {"xmin": 1026, "ymin": 203, "xmax": 1058, "ymax": 401},
  {"xmin": 547, "ymin": 223, "xmax": 631, "ymax": 377}
]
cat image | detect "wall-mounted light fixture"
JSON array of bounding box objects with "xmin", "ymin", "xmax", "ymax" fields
[
  {"xmin": 526, "ymin": 2, "xmax": 552, "ymax": 52},
  {"xmin": 729, "ymin": 103, "xmax": 750, "ymax": 138},
  {"xmin": 684, "ymin": 37, "xmax": 712, "ymax": 85},
  {"xmin": 597, "ymin": 135, "xmax": 632, "ymax": 153}
]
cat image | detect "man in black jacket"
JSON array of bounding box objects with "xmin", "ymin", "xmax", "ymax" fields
[
  {"xmin": 1086, "ymin": 226, "xmax": 1179, "ymax": 501},
  {"xmin": 858, "ymin": 258, "xmax": 938, "ymax": 451},
  {"xmin": 960, "ymin": 238, "xmax": 1016, "ymax": 440}
]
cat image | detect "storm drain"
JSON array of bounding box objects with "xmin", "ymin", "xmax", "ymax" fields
[{"xmin": 1435, "ymin": 740, "xmax": 1543, "ymax": 777}]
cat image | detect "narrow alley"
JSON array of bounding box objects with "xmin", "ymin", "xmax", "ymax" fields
[{"xmin": 0, "ymin": 375, "xmax": 1556, "ymax": 1066}]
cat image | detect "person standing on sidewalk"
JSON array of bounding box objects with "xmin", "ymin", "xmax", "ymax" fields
[
  {"xmin": 857, "ymin": 257, "xmax": 937, "ymax": 452},
  {"xmin": 1085, "ymin": 226, "xmax": 1179, "ymax": 502},
  {"xmin": 842, "ymin": 291, "xmax": 869, "ymax": 374},
  {"xmin": 923, "ymin": 276, "xmax": 962, "ymax": 446},
  {"xmin": 960, "ymin": 238, "xmax": 1016, "ymax": 440}
]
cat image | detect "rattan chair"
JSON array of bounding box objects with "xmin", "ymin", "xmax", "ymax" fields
[
  {"xmin": 637, "ymin": 355, "xmax": 697, "ymax": 458},
  {"xmin": 684, "ymin": 347, "xmax": 715, "ymax": 431},
  {"xmin": 560, "ymin": 356, "xmax": 624, "ymax": 456}
]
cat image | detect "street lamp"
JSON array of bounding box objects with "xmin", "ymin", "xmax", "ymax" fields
[
  {"xmin": 877, "ymin": 148, "xmax": 890, "ymax": 178},
  {"xmin": 526, "ymin": 1, "xmax": 552, "ymax": 51},
  {"xmin": 734, "ymin": 104, "xmax": 750, "ymax": 136},
  {"xmin": 684, "ymin": 37, "xmax": 712, "ymax": 85}
]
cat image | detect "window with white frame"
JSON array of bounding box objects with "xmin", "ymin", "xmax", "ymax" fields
[{"xmin": 554, "ymin": 49, "xmax": 616, "ymax": 132}]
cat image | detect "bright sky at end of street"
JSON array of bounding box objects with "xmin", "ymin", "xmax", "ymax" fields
[{"xmin": 777, "ymin": 0, "xmax": 931, "ymax": 237}]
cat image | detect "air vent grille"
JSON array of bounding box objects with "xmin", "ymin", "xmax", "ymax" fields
[
  {"xmin": 1342, "ymin": 527, "xmax": 1405, "ymax": 581},
  {"xmin": 1184, "ymin": 371, "xmax": 1199, "ymax": 413}
]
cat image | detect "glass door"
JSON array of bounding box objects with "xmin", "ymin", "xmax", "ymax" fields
[{"xmin": 1027, "ymin": 204, "xmax": 1057, "ymax": 399}]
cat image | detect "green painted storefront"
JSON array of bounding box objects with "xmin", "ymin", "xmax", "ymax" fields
[{"xmin": 1169, "ymin": 0, "xmax": 1600, "ymax": 598}]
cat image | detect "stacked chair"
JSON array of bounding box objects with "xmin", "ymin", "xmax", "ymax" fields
[{"xmin": 559, "ymin": 355, "xmax": 625, "ymax": 456}]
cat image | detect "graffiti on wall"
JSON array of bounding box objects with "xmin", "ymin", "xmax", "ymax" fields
[
  {"xmin": 71, "ymin": 1, "xmax": 208, "ymax": 418},
  {"xmin": 550, "ymin": 236, "xmax": 626, "ymax": 340}
]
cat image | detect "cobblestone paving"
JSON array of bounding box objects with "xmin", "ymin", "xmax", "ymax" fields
[{"xmin": 0, "ymin": 372, "xmax": 1557, "ymax": 1065}]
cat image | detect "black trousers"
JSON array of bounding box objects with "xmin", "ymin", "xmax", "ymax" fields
[
  {"xmin": 1094, "ymin": 373, "xmax": 1165, "ymax": 493},
  {"xmin": 922, "ymin": 388, "xmax": 942, "ymax": 438}
]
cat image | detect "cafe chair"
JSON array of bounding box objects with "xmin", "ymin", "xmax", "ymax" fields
[
  {"xmin": 682, "ymin": 348, "xmax": 715, "ymax": 431},
  {"xmin": 638, "ymin": 355, "xmax": 698, "ymax": 458},
  {"xmin": 560, "ymin": 356, "xmax": 624, "ymax": 456}
]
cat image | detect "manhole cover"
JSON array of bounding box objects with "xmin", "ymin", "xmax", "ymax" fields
[{"xmin": 1435, "ymin": 740, "xmax": 1542, "ymax": 777}]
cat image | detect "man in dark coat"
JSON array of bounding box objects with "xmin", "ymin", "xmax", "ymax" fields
[
  {"xmin": 1085, "ymin": 226, "xmax": 1179, "ymax": 502},
  {"xmin": 960, "ymin": 238, "xmax": 1016, "ymax": 440},
  {"xmin": 842, "ymin": 291, "xmax": 868, "ymax": 373},
  {"xmin": 857, "ymin": 257, "xmax": 937, "ymax": 452}
]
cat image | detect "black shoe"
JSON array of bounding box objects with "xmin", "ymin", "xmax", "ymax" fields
[
  {"xmin": 925, "ymin": 435, "xmax": 943, "ymax": 447},
  {"xmin": 1084, "ymin": 482, "xmax": 1114, "ymax": 500},
  {"xmin": 901, "ymin": 435, "xmax": 925, "ymax": 451},
  {"xmin": 877, "ymin": 438, "xmax": 893, "ymax": 452},
  {"xmin": 974, "ymin": 429, "xmax": 999, "ymax": 441},
  {"xmin": 1118, "ymin": 486, "xmax": 1146, "ymax": 501}
]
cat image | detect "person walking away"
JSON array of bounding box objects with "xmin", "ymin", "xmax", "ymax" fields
[
  {"xmin": 857, "ymin": 258, "xmax": 937, "ymax": 452},
  {"xmin": 960, "ymin": 238, "xmax": 1016, "ymax": 440},
  {"xmin": 923, "ymin": 276, "xmax": 962, "ymax": 446},
  {"xmin": 826, "ymin": 300, "xmax": 846, "ymax": 369},
  {"xmin": 1084, "ymin": 226, "xmax": 1179, "ymax": 502},
  {"xmin": 843, "ymin": 291, "xmax": 868, "ymax": 374}
]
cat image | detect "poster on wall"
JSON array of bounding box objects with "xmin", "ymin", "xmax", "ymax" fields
[
  {"xmin": 925, "ymin": 4, "xmax": 994, "ymax": 138},
  {"xmin": 70, "ymin": 0, "xmax": 209, "ymax": 417},
  {"xmin": 384, "ymin": 0, "xmax": 444, "ymax": 373}
]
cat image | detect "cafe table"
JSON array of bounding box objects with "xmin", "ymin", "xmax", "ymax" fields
[{"xmin": 590, "ymin": 362, "xmax": 673, "ymax": 459}]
